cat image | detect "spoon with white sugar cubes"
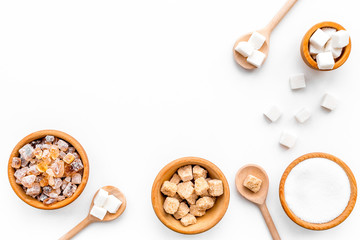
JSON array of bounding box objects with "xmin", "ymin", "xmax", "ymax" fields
[
  {"xmin": 59, "ymin": 186, "xmax": 126, "ymax": 240},
  {"xmin": 233, "ymin": 0, "xmax": 298, "ymax": 69}
]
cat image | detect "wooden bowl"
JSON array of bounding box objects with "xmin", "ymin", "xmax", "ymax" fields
[
  {"xmin": 300, "ymin": 21, "xmax": 351, "ymax": 71},
  {"xmin": 279, "ymin": 152, "xmax": 357, "ymax": 230},
  {"xmin": 151, "ymin": 156, "xmax": 230, "ymax": 234},
  {"xmin": 8, "ymin": 129, "xmax": 90, "ymax": 210}
]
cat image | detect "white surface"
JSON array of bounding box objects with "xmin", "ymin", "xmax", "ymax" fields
[
  {"xmin": 0, "ymin": 0, "xmax": 359, "ymax": 239},
  {"xmin": 284, "ymin": 158, "xmax": 350, "ymax": 223}
]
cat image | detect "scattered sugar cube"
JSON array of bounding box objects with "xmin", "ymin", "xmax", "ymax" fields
[
  {"xmin": 248, "ymin": 32, "xmax": 266, "ymax": 50},
  {"xmin": 208, "ymin": 179, "xmax": 224, "ymax": 197},
  {"xmin": 169, "ymin": 173, "xmax": 181, "ymax": 185},
  {"xmin": 243, "ymin": 175, "xmax": 262, "ymax": 193},
  {"xmin": 321, "ymin": 93, "xmax": 338, "ymax": 111},
  {"xmin": 295, "ymin": 107, "xmax": 311, "ymax": 123},
  {"xmin": 324, "ymin": 40, "xmax": 342, "ymax": 58},
  {"xmin": 180, "ymin": 214, "xmax": 197, "ymax": 227},
  {"xmin": 177, "ymin": 181, "xmax": 194, "ymax": 199},
  {"xmin": 163, "ymin": 197, "xmax": 180, "ymax": 214},
  {"xmin": 289, "ymin": 73, "xmax": 306, "ymax": 90},
  {"xmin": 331, "ymin": 30, "xmax": 350, "ymax": 48},
  {"xmin": 161, "ymin": 181, "xmax": 177, "ymax": 197},
  {"xmin": 322, "ymin": 27, "xmax": 336, "ymax": 37},
  {"xmin": 310, "ymin": 28, "xmax": 331, "ymax": 48},
  {"xmin": 173, "ymin": 202, "xmax": 190, "ymax": 219},
  {"xmin": 103, "ymin": 195, "xmax": 122, "ymax": 213},
  {"xmin": 190, "ymin": 204, "xmax": 206, "ymax": 217},
  {"xmin": 94, "ymin": 189, "xmax": 108, "ymax": 207},
  {"xmin": 90, "ymin": 205, "xmax": 107, "ymax": 220},
  {"xmin": 195, "ymin": 177, "xmax": 209, "ymax": 196},
  {"xmin": 193, "ymin": 165, "xmax": 207, "ymax": 180},
  {"xmin": 196, "ymin": 196, "xmax": 215, "ymax": 210},
  {"xmin": 264, "ymin": 106, "xmax": 282, "ymax": 122},
  {"xmin": 185, "ymin": 192, "xmax": 198, "ymax": 205},
  {"xmin": 309, "ymin": 44, "xmax": 324, "ymax": 55},
  {"xmin": 279, "ymin": 131, "xmax": 297, "ymax": 149},
  {"xmin": 247, "ymin": 50, "xmax": 266, "ymax": 68},
  {"xmin": 235, "ymin": 41, "xmax": 254, "ymax": 57},
  {"xmin": 316, "ymin": 52, "xmax": 335, "ymax": 70},
  {"xmin": 177, "ymin": 165, "xmax": 193, "ymax": 182}
]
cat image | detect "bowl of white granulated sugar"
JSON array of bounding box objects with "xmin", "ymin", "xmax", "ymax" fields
[{"xmin": 279, "ymin": 152, "xmax": 357, "ymax": 230}]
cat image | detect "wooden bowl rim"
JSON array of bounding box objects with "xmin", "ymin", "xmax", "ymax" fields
[
  {"xmin": 8, "ymin": 129, "xmax": 90, "ymax": 210},
  {"xmin": 151, "ymin": 156, "xmax": 230, "ymax": 234},
  {"xmin": 300, "ymin": 21, "xmax": 351, "ymax": 71},
  {"xmin": 279, "ymin": 152, "xmax": 357, "ymax": 230}
]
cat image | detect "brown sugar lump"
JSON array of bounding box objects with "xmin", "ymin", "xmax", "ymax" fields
[
  {"xmin": 195, "ymin": 177, "xmax": 209, "ymax": 196},
  {"xmin": 173, "ymin": 193, "xmax": 183, "ymax": 201},
  {"xmin": 193, "ymin": 165, "xmax": 207, "ymax": 180},
  {"xmin": 163, "ymin": 197, "xmax": 180, "ymax": 214},
  {"xmin": 185, "ymin": 192, "xmax": 198, "ymax": 205},
  {"xmin": 173, "ymin": 202, "xmax": 190, "ymax": 219},
  {"xmin": 180, "ymin": 214, "xmax": 197, "ymax": 227},
  {"xmin": 208, "ymin": 179, "xmax": 224, "ymax": 197},
  {"xmin": 177, "ymin": 165, "xmax": 193, "ymax": 182},
  {"xmin": 170, "ymin": 173, "xmax": 181, "ymax": 185},
  {"xmin": 196, "ymin": 196, "xmax": 215, "ymax": 210},
  {"xmin": 243, "ymin": 174, "xmax": 262, "ymax": 193},
  {"xmin": 190, "ymin": 204, "xmax": 206, "ymax": 217},
  {"xmin": 177, "ymin": 181, "xmax": 194, "ymax": 199},
  {"xmin": 161, "ymin": 181, "xmax": 177, "ymax": 197}
]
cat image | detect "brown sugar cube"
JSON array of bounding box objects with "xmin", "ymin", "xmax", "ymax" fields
[
  {"xmin": 177, "ymin": 181, "xmax": 194, "ymax": 199},
  {"xmin": 243, "ymin": 175, "xmax": 262, "ymax": 193},
  {"xmin": 170, "ymin": 173, "xmax": 181, "ymax": 185},
  {"xmin": 193, "ymin": 165, "xmax": 207, "ymax": 180},
  {"xmin": 161, "ymin": 181, "xmax": 177, "ymax": 197},
  {"xmin": 190, "ymin": 204, "xmax": 206, "ymax": 217},
  {"xmin": 173, "ymin": 193, "xmax": 183, "ymax": 201},
  {"xmin": 185, "ymin": 192, "xmax": 198, "ymax": 205},
  {"xmin": 163, "ymin": 197, "xmax": 180, "ymax": 214},
  {"xmin": 195, "ymin": 177, "xmax": 209, "ymax": 196},
  {"xmin": 196, "ymin": 196, "xmax": 215, "ymax": 210},
  {"xmin": 208, "ymin": 179, "xmax": 224, "ymax": 197},
  {"xmin": 180, "ymin": 214, "xmax": 197, "ymax": 227},
  {"xmin": 177, "ymin": 165, "xmax": 193, "ymax": 182},
  {"xmin": 173, "ymin": 202, "xmax": 190, "ymax": 219}
]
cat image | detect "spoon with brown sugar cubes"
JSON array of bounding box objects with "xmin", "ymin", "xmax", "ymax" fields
[
  {"xmin": 59, "ymin": 186, "xmax": 126, "ymax": 240},
  {"xmin": 235, "ymin": 164, "xmax": 280, "ymax": 240},
  {"xmin": 233, "ymin": 0, "xmax": 298, "ymax": 69}
]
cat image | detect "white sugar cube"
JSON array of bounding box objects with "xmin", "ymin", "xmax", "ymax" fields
[
  {"xmin": 90, "ymin": 205, "xmax": 107, "ymax": 220},
  {"xmin": 264, "ymin": 106, "xmax": 282, "ymax": 122},
  {"xmin": 279, "ymin": 131, "xmax": 297, "ymax": 149},
  {"xmin": 94, "ymin": 189, "xmax": 108, "ymax": 207},
  {"xmin": 321, "ymin": 93, "xmax": 338, "ymax": 111},
  {"xmin": 324, "ymin": 40, "xmax": 342, "ymax": 58},
  {"xmin": 316, "ymin": 52, "xmax": 335, "ymax": 70},
  {"xmin": 322, "ymin": 27, "xmax": 336, "ymax": 37},
  {"xmin": 289, "ymin": 73, "xmax": 306, "ymax": 90},
  {"xmin": 248, "ymin": 32, "xmax": 266, "ymax": 50},
  {"xmin": 309, "ymin": 43, "xmax": 324, "ymax": 55},
  {"xmin": 247, "ymin": 50, "xmax": 266, "ymax": 68},
  {"xmin": 103, "ymin": 195, "xmax": 122, "ymax": 214},
  {"xmin": 331, "ymin": 30, "xmax": 349, "ymax": 48},
  {"xmin": 295, "ymin": 107, "xmax": 311, "ymax": 123},
  {"xmin": 310, "ymin": 29, "xmax": 330, "ymax": 48},
  {"xmin": 235, "ymin": 41, "xmax": 254, "ymax": 57}
]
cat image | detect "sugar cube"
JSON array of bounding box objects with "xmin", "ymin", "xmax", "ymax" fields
[
  {"xmin": 289, "ymin": 73, "xmax": 306, "ymax": 90},
  {"xmin": 279, "ymin": 131, "xmax": 297, "ymax": 149},
  {"xmin": 316, "ymin": 52, "xmax": 335, "ymax": 70},
  {"xmin": 264, "ymin": 105, "xmax": 282, "ymax": 122},
  {"xmin": 103, "ymin": 195, "xmax": 122, "ymax": 213},
  {"xmin": 161, "ymin": 181, "xmax": 177, "ymax": 197},
  {"xmin": 90, "ymin": 205, "xmax": 107, "ymax": 220},
  {"xmin": 208, "ymin": 179, "xmax": 224, "ymax": 197},
  {"xmin": 309, "ymin": 44, "xmax": 324, "ymax": 55},
  {"xmin": 177, "ymin": 181, "xmax": 194, "ymax": 199},
  {"xmin": 190, "ymin": 204, "xmax": 206, "ymax": 217},
  {"xmin": 169, "ymin": 173, "xmax": 181, "ymax": 185},
  {"xmin": 185, "ymin": 192, "xmax": 198, "ymax": 205},
  {"xmin": 173, "ymin": 202, "xmax": 190, "ymax": 219},
  {"xmin": 178, "ymin": 165, "xmax": 193, "ymax": 182},
  {"xmin": 195, "ymin": 177, "xmax": 209, "ymax": 196},
  {"xmin": 180, "ymin": 214, "xmax": 197, "ymax": 226},
  {"xmin": 247, "ymin": 50, "xmax": 266, "ymax": 68},
  {"xmin": 163, "ymin": 197, "xmax": 180, "ymax": 214},
  {"xmin": 248, "ymin": 32, "xmax": 266, "ymax": 50},
  {"xmin": 331, "ymin": 30, "xmax": 350, "ymax": 48},
  {"xmin": 94, "ymin": 189, "xmax": 108, "ymax": 207},
  {"xmin": 235, "ymin": 41, "xmax": 254, "ymax": 57},
  {"xmin": 196, "ymin": 196, "xmax": 215, "ymax": 210},
  {"xmin": 321, "ymin": 93, "xmax": 338, "ymax": 111},
  {"xmin": 243, "ymin": 175, "xmax": 262, "ymax": 193},
  {"xmin": 324, "ymin": 40, "xmax": 342, "ymax": 58},
  {"xmin": 310, "ymin": 29, "xmax": 330, "ymax": 48},
  {"xmin": 322, "ymin": 27, "xmax": 336, "ymax": 37},
  {"xmin": 295, "ymin": 107, "xmax": 311, "ymax": 123},
  {"xmin": 193, "ymin": 165, "xmax": 207, "ymax": 180}
]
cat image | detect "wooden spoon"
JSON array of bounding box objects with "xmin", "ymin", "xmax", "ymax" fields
[
  {"xmin": 233, "ymin": 0, "xmax": 298, "ymax": 69},
  {"xmin": 235, "ymin": 164, "xmax": 280, "ymax": 240},
  {"xmin": 59, "ymin": 186, "xmax": 127, "ymax": 240}
]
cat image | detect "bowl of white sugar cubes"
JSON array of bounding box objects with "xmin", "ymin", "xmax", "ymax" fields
[
  {"xmin": 301, "ymin": 21, "xmax": 351, "ymax": 71},
  {"xmin": 151, "ymin": 157, "xmax": 230, "ymax": 234}
]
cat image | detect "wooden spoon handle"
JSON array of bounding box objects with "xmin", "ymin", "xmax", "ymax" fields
[
  {"xmin": 259, "ymin": 203, "xmax": 281, "ymax": 240},
  {"xmin": 59, "ymin": 217, "xmax": 94, "ymax": 240},
  {"xmin": 265, "ymin": 0, "xmax": 298, "ymax": 33}
]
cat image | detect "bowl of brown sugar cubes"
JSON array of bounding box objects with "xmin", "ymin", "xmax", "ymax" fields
[
  {"xmin": 8, "ymin": 130, "xmax": 89, "ymax": 210},
  {"xmin": 151, "ymin": 156, "xmax": 230, "ymax": 234}
]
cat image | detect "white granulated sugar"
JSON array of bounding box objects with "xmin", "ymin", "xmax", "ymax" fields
[{"xmin": 285, "ymin": 158, "xmax": 350, "ymax": 223}]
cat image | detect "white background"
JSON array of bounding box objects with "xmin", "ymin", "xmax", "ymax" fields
[{"xmin": 0, "ymin": 0, "xmax": 359, "ymax": 239}]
